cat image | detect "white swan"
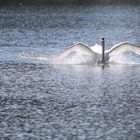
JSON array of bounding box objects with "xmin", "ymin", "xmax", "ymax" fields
[{"xmin": 51, "ymin": 41, "xmax": 140, "ymax": 65}]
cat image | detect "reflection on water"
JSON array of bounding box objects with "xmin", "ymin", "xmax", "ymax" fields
[{"xmin": 0, "ymin": 4, "xmax": 140, "ymax": 140}]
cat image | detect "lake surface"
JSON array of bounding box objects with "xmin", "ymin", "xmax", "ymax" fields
[{"xmin": 0, "ymin": 4, "xmax": 140, "ymax": 140}]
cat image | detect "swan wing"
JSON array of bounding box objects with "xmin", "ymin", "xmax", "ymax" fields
[
  {"xmin": 108, "ymin": 42, "xmax": 140, "ymax": 56},
  {"xmin": 53, "ymin": 43, "xmax": 100, "ymax": 65},
  {"xmin": 108, "ymin": 42, "xmax": 140, "ymax": 64}
]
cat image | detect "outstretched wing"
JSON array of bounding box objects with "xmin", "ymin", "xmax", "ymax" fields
[
  {"xmin": 53, "ymin": 43, "xmax": 100, "ymax": 65},
  {"xmin": 107, "ymin": 42, "xmax": 140, "ymax": 64},
  {"xmin": 107, "ymin": 42, "xmax": 140, "ymax": 56}
]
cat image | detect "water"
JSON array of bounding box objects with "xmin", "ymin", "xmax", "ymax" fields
[{"xmin": 0, "ymin": 4, "xmax": 140, "ymax": 140}]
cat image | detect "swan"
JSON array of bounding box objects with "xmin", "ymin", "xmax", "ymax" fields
[{"xmin": 52, "ymin": 39, "xmax": 140, "ymax": 65}]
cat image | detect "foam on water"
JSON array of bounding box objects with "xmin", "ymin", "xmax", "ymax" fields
[
  {"xmin": 0, "ymin": 47, "xmax": 52, "ymax": 64},
  {"xmin": 20, "ymin": 52, "xmax": 53, "ymax": 64}
]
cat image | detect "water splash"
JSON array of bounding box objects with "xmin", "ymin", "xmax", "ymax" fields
[{"xmin": 20, "ymin": 52, "xmax": 53, "ymax": 63}]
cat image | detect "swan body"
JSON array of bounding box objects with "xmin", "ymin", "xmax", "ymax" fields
[{"xmin": 90, "ymin": 43, "xmax": 102, "ymax": 54}]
